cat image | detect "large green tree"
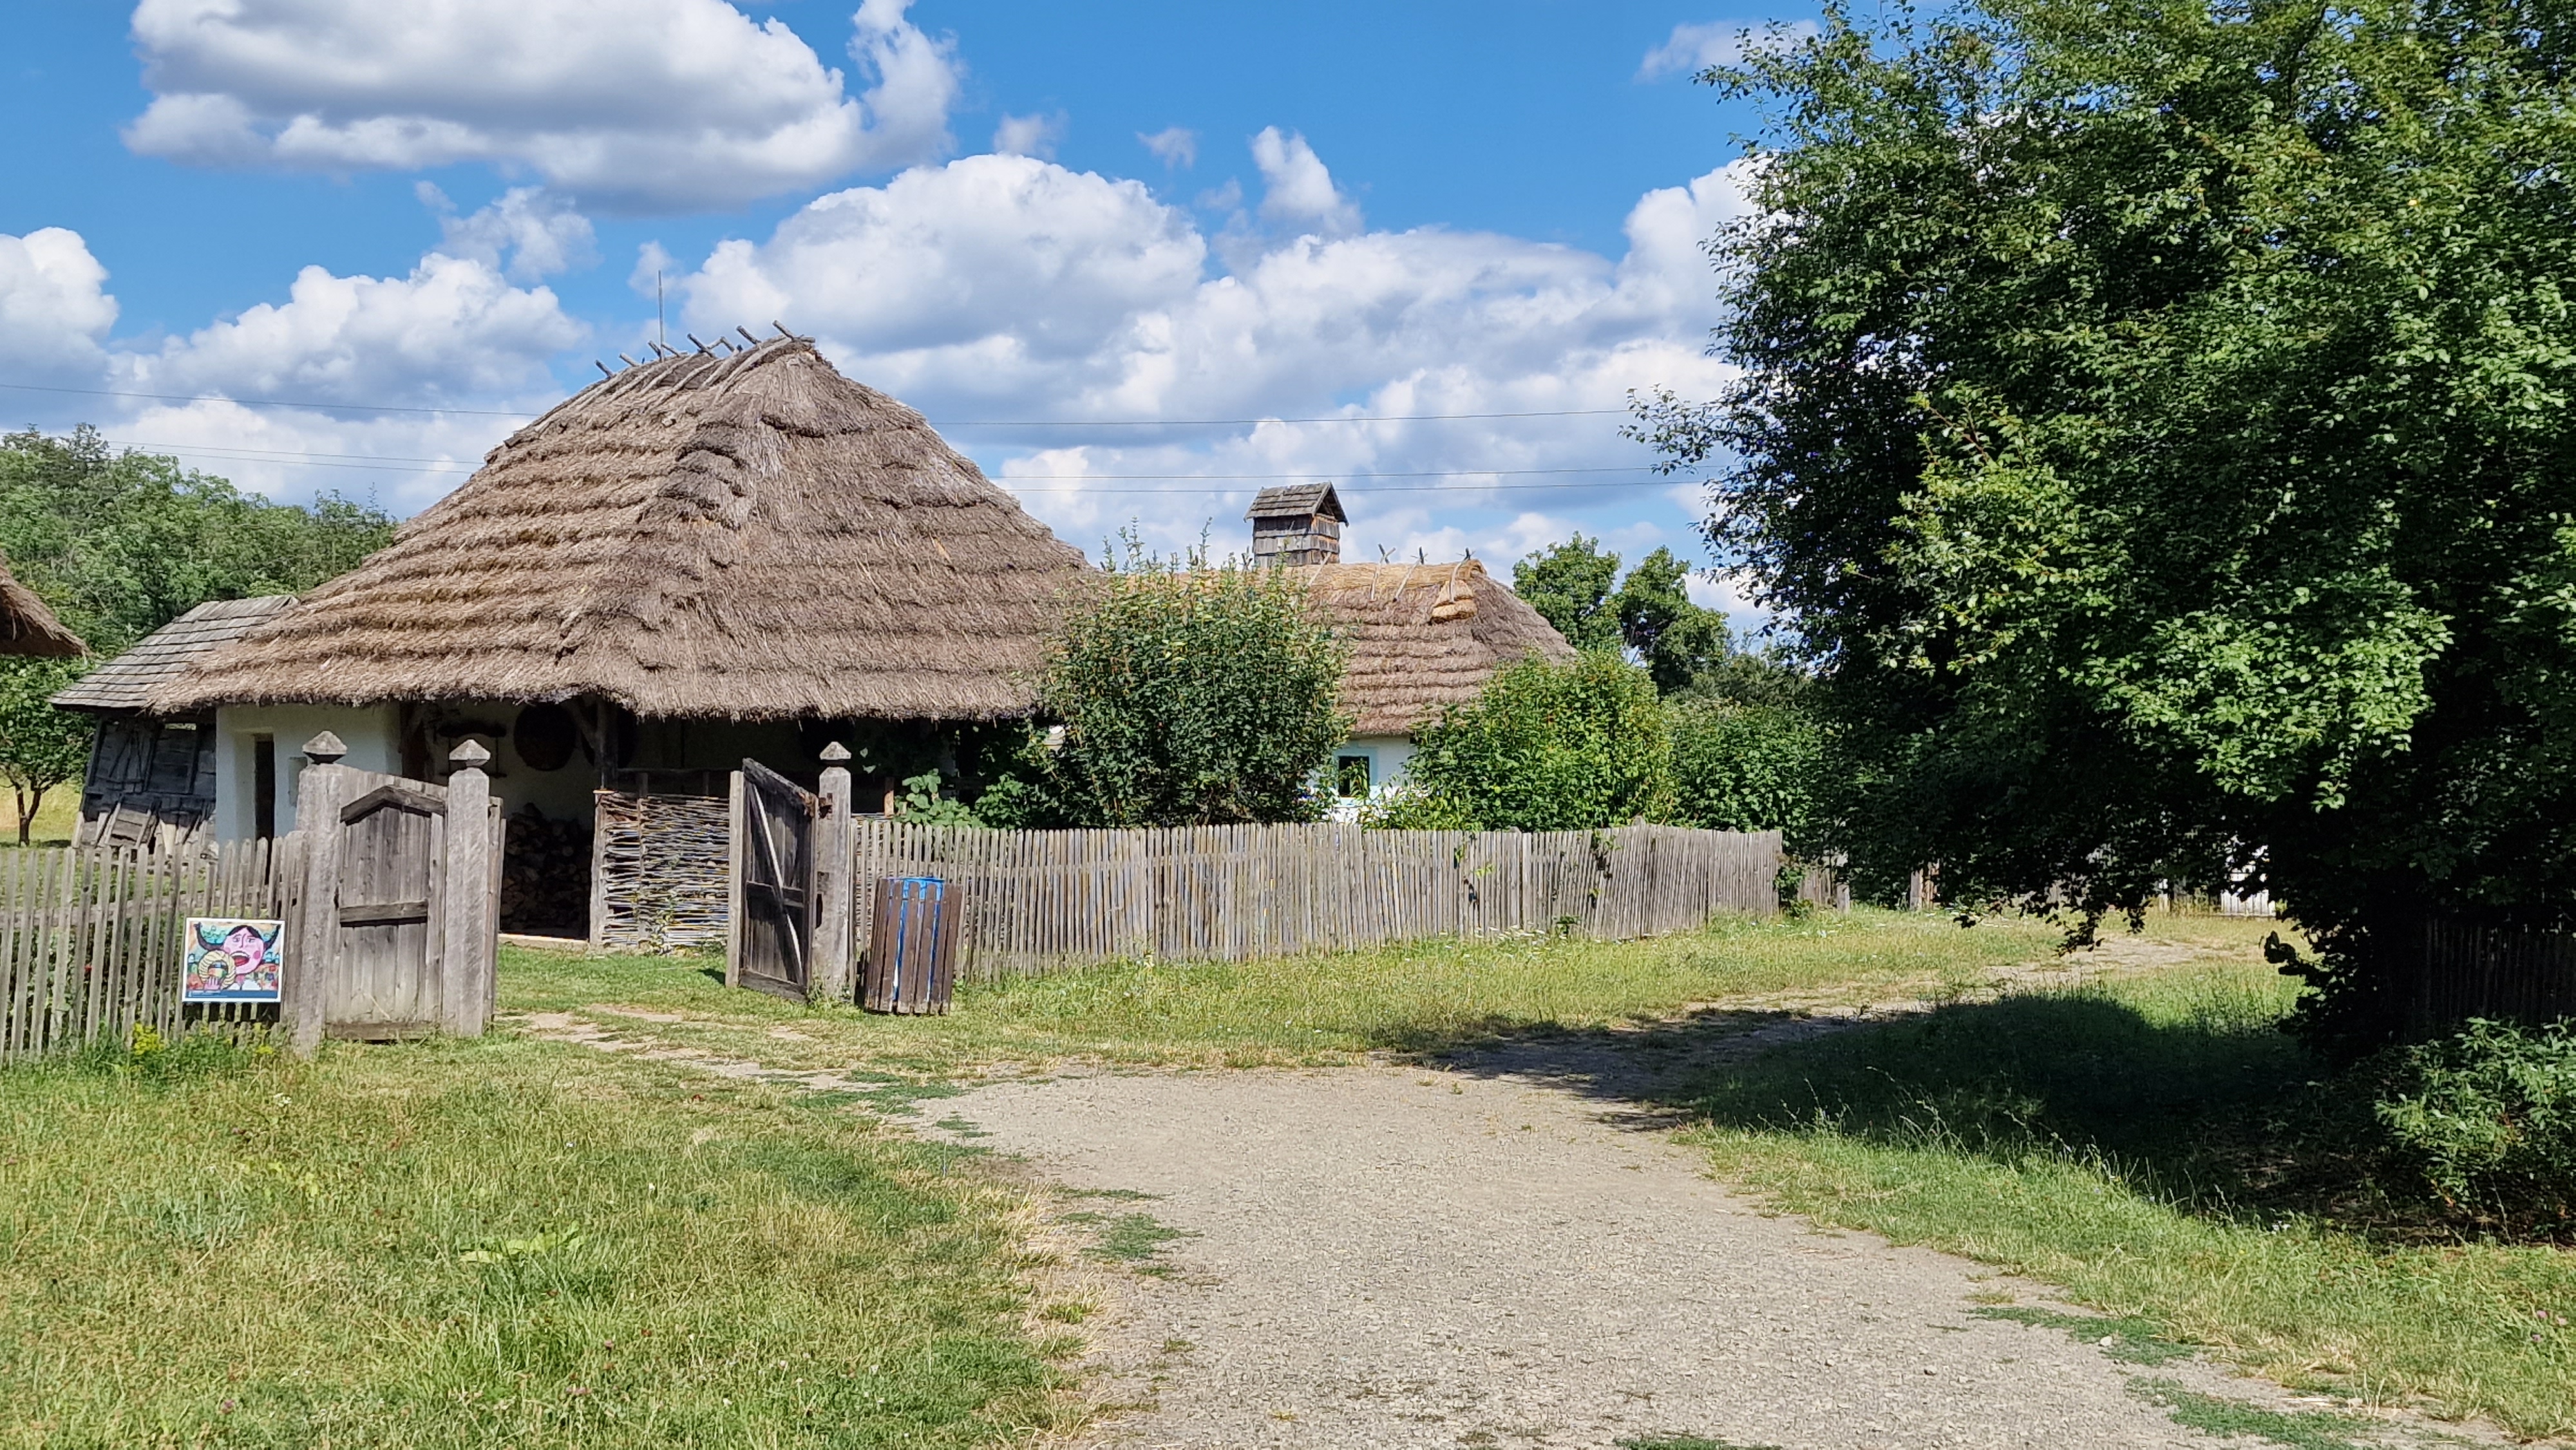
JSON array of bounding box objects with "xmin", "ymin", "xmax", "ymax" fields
[
  {"xmin": 0, "ymin": 427, "xmax": 394, "ymax": 654},
  {"xmin": 0, "ymin": 658, "xmax": 93, "ymax": 843},
  {"xmin": 1635, "ymin": 0, "xmax": 2576, "ymax": 1032},
  {"xmin": 1513, "ymin": 536, "xmax": 1748, "ymax": 693}
]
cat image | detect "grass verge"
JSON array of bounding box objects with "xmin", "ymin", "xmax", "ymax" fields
[
  {"xmin": 0, "ymin": 1034, "xmax": 1062, "ymax": 1449},
  {"xmin": 500, "ymin": 907, "xmax": 2064, "ymax": 1075},
  {"xmin": 1678, "ymin": 957, "xmax": 2576, "ymax": 1437}
]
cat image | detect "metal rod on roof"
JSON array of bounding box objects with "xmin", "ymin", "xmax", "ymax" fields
[
  {"xmin": 735, "ymin": 326, "xmax": 761, "ymax": 346},
  {"xmin": 686, "ymin": 333, "xmax": 712, "ymax": 353},
  {"xmin": 593, "ymin": 360, "xmax": 612, "ymax": 377}
]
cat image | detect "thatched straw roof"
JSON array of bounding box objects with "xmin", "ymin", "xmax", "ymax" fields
[
  {"xmin": 55, "ymin": 596, "xmax": 292, "ymax": 713},
  {"xmin": 1288, "ymin": 560, "xmax": 1576, "ymax": 735},
  {"xmin": 151, "ymin": 335, "xmax": 1090, "ymax": 720},
  {"xmin": 0, "ymin": 562, "xmax": 83, "ymax": 659}
]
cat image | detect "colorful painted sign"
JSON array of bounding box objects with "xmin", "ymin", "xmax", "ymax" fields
[{"xmin": 182, "ymin": 918, "xmax": 284, "ymax": 1003}]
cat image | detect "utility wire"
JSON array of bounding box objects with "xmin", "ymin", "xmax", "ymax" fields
[
  {"xmin": 97, "ymin": 436, "xmax": 1673, "ymax": 487},
  {"xmin": 8, "ymin": 379, "xmax": 1630, "ymax": 428}
]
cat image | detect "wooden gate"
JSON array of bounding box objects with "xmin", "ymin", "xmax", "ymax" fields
[
  {"xmin": 282, "ymin": 734, "xmax": 502, "ymax": 1052},
  {"xmin": 728, "ymin": 759, "xmax": 817, "ymax": 999}
]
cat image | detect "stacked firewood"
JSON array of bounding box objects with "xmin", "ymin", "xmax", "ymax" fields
[{"xmin": 500, "ymin": 805, "xmax": 592, "ymax": 934}]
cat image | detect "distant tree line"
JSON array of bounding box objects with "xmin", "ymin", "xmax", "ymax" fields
[{"xmin": 0, "ymin": 427, "xmax": 397, "ymax": 838}]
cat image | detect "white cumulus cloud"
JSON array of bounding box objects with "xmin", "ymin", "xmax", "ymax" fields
[
  {"xmin": 419, "ymin": 185, "xmax": 596, "ymax": 281},
  {"xmin": 1637, "ymin": 19, "xmax": 1818, "ymax": 80},
  {"xmin": 116, "ymin": 252, "xmax": 583, "ymax": 408},
  {"xmin": 124, "ymin": 0, "xmax": 962, "ymax": 211},
  {"xmin": 1249, "ymin": 126, "xmax": 1359, "ymax": 236},
  {"xmin": 668, "ymin": 142, "xmax": 1751, "ymax": 559},
  {"xmin": 1139, "ymin": 126, "xmax": 1196, "ymax": 169},
  {"xmin": 0, "ymin": 229, "xmax": 118, "ymax": 381},
  {"xmin": 992, "ymin": 111, "xmax": 1063, "ymax": 159}
]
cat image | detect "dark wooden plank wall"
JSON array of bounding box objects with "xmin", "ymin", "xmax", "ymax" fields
[{"xmin": 75, "ymin": 715, "xmax": 219, "ymax": 849}]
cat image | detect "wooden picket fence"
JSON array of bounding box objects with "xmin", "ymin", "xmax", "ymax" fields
[
  {"xmin": 0, "ymin": 837, "xmax": 292, "ymax": 1064},
  {"xmin": 846, "ymin": 820, "xmax": 1800, "ymax": 981},
  {"xmin": 2412, "ymin": 916, "xmax": 2576, "ymax": 1030}
]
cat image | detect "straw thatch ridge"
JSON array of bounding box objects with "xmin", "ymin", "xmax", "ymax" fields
[
  {"xmin": 54, "ymin": 596, "xmax": 292, "ymax": 713},
  {"xmin": 149, "ymin": 337, "xmax": 1091, "ymax": 720},
  {"xmin": 0, "ymin": 563, "xmax": 83, "ymax": 659},
  {"xmin": 1287, "ymin": 560, "xmax": 1577, "ymax": 735}
]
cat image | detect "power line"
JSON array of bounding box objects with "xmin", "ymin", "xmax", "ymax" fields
[
  {"xmin": 98, "ymin": 436, "xmax": 1667, "ymax": 482},
  {"xmin": 3, "ymin": 381, "xmax": 536, "ymax": 419},
  {"xmin": 93, "ymin": 436, "xmax": 1683, "ymax": 493},
  {"xmin": 10, "ymin": 378, "xmax": 1631, "ymax": 428}
]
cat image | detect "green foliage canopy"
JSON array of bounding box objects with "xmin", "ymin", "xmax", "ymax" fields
[
  {"xmin": 1379, "ymin": 653, "xmax": 1674, "ymax": 831},
  {"xmin": 0, "ymin": 426, "xmax": 394, "ymax": 655},
  {"xmin": 1513, "ymin": 536, "xmax": 1752, "ymax": 695},
  {"xmin": 0, "ymin": 657, "xmax": 92, "ymax": 842},
  {"xmin": 1670, "ymin": 700, "xmax": 1823, "ymax": 838},
  {"xmin": 997, "ymin": 556, "xmax": 1350, "ymax": 827},
  {"xmin": 1635, "ymin": 0, "xmax": 2576, "ymax": 1019}
]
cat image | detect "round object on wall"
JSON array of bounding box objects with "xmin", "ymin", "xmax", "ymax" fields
[{"xmin": 513, "ymin": 703, "xmax": 578, "ymax": 773}]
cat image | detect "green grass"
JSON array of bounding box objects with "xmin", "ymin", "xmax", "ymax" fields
[
  {"xmin": 0, "ymin": 1035, "xmax": 1065, "ymax": 1449},
  {"xmin": 1677, "ymin": 956, "xmax": 2576, "ymax": 1437},
  {"xmin": 499, "ymin": 907, "xmax": 2065, "ymax": 1075},
  {"xmin": 2128, "ymin": 1380, "xmax": 2376, "ymax": 1450}
]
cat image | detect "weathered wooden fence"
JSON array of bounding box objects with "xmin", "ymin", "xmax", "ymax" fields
[
  {"xmin": 0, "ymin": 836, "xmax": 290, "ymax": 1064},
  {"xmin": 848, "ymin": 821, "xmax": 1790, "ymax": 979},
  {"xmin": 2412, "ymin": 916, "xmax": 2576, "ymax": 1031},
  {"xmin": 589, "ymin": 789, "xmax": 728, "ymax": 950},
  {"xmin": 0, "ymin": 736, "xmax": 506, "ymax": 1064}
]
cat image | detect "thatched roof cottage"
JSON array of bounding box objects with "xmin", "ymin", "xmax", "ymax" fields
[
  {"xmin": 141, "ymin": 333, "xmax": 1089, "ymax": 933},
  {"xmin": 1237, "ymin": 484, "xmax": 1578, "ymax": 811}
]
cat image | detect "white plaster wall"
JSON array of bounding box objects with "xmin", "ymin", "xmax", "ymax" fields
[
  {"xmin": 1350, "ymin": 734, "xmax": 1419, "ymax": 790},
  {"xmin": 1322, "ymin": 733, "xmax": 1421, "ymax": 822},
  {"xmin": 212, "ymin": 704, "xmax": 399, "ymax": 840}
]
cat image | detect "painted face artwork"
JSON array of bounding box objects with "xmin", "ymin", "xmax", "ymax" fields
[{"xmin": 183, "ymin": 918, "xmax": 285, "ymax": 1003}]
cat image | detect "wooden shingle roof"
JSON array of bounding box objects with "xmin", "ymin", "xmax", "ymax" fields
[
  {"xmin": 53, "ymin": 596, "xmax": 296, "ymax": 713},
  {"xmin": 1245, "ymin": 482, "xmax": 1345, "ymax": 522}
]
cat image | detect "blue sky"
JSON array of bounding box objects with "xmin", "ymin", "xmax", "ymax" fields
[{"xmin": 0, "ymin": 2, "xmax": 1807, "ymax": 619}]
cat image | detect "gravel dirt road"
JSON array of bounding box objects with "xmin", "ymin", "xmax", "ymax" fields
[{"xmin": 939, "ymin": 1060, "xmax": 2461, "ymax": 1450}]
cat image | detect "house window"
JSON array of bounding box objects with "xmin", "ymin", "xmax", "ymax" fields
[{"xmin": 1335, "ymin": 753, "xmax": 1374, "ymax": 798}]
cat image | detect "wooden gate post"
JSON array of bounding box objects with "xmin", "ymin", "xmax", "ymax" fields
[
  {"xmin": 723, "ymin": 769, "xmax": 746, "ymax": 988},
  {"xmin": 440, "ymin": 740, "xmax": 495, "ymax": 1037},
  {"xmin": 285, "ymin": 731, "xmax": 348, "ymax": 1058},
  {"xmin": 812, "ymin": 742, "xmax": 857, "ymax": 1003}
]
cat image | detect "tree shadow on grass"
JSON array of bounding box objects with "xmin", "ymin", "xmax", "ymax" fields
[{"xmin": 1412, "ymin": 992, "xmax": 2423, "ymax": 1238}]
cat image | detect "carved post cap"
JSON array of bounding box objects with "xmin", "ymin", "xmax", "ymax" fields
[
  {"xmin": 819, "ymin": 742, "xmax": 852, "ymax": 763},
  {"xmin": 448, "ymin": 739, "xmax": 493, "ymax": 768},
  {"xmin": 302, "ymin": 731, "xmax": 347, "ymax": 764}
]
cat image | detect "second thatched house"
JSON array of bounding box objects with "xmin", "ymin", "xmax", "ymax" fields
[
  {"xmin": 143, "ymin": 332, "xmax": 1089, "ymax": 937},
  {"xmin": 1240, "ymin": 485, "xmax": 1577, "ymax": 813}
]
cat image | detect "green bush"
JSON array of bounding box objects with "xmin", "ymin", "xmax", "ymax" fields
[
  {"xmin": 2377, "ymin": 1019, "xmax": 2576, "ymax": 1227},
  {"xmin": 1670, "ymin": 700, "xmax": 1823, "ymax": 836},
  {"xmin": 998, "ymin": 553, "xmax": 1349, "ymax": 827},
  {"xmin": 1385, "ymin": 652, "xmax": 1673, "ymax": 831}
]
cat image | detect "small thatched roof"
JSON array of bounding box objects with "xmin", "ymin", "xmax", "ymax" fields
[
  {"xmin": 0, "ymin": 563, "xmax": 83, "ymax": 659},
  {"xmin": 150, "ymin": 335, "xmax": 1090, "ymax": 720},
  {"xmin": 55, "ymin": 596, "xmax": 293, "ymax": 713},
  {"xmin": 1289, "ymin": 560, "xmax": 1577, "ymax": 735}
]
